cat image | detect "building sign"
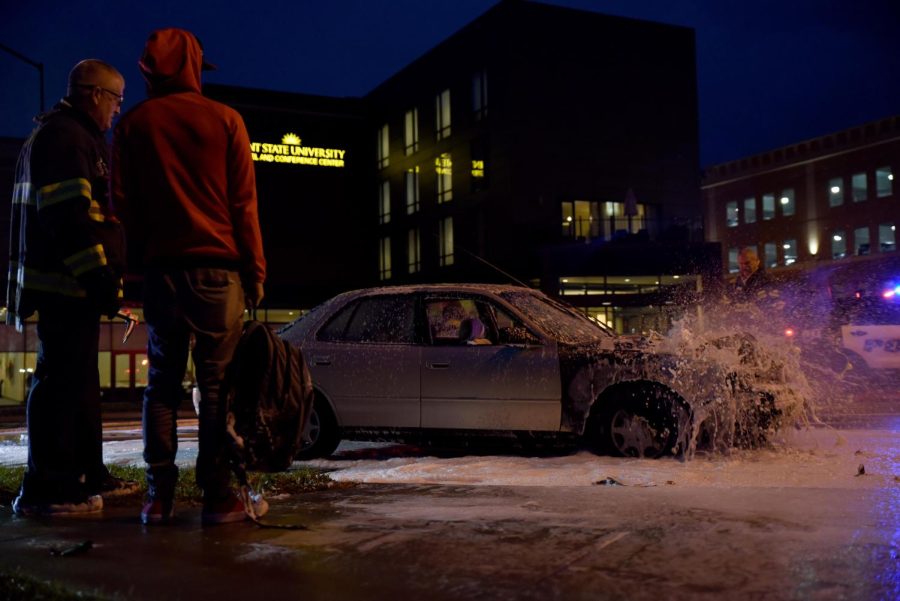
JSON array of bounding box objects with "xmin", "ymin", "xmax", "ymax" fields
[{"xmin": 250, "ymin": 133, "xmax": 347, "ymax": 168}]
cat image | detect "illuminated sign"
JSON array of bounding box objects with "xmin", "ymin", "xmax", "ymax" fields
[
  {"xmin": 471, "ymin": 160, "xmax": 484, "ymax": 178},
  {"xmin": 250, "ymin": 133, "xmax": 347, "ymax": 168},
  {"xmin": 435, "ymin": 154, "xmax": 452, "ymax": 175}
]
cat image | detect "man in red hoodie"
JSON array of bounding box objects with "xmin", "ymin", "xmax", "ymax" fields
[{"xmin": 112, "ymin": 29, "xmax": 266, "ymax": 525}]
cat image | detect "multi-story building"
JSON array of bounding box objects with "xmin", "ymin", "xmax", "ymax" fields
[
  {"xmin": 702, "ymin": 114, "xmax": 899, "ymax": 292},
  {"xmin": 0, "ymin": 0, "xmax": 713, "ymax": 402}
]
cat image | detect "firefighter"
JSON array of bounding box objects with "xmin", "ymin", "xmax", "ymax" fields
[{"xmin": 7, "ymin": 59, "xmax": 138, "ymax": 516}]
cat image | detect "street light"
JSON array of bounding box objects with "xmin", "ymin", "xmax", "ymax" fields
[{"xmin": 0, "ymin": 42, "xmax": 45, "ymax": 112}]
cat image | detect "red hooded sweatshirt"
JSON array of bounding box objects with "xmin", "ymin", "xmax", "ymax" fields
[{"xmin": 112, "ymin": 28, "xmax": 265, "ymax": 286}]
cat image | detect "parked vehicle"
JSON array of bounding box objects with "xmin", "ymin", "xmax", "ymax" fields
[{"xmin": 279, "ymin": 284, "xmax": 800, "ymax": 459}]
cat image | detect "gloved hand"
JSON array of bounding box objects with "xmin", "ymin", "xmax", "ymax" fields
[{"xmin": 79, "ymin": 268, "xmax": 121, "ymax": 318}]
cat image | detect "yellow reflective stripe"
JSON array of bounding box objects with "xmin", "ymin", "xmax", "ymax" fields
[
  {"xmin": 12, "ymin": 183, "xmax": 35, "ymax": 206},
  {"xmin": 88, "ymin": 199, "xmax": 106, "ymax": 222},
  {"xmin": 63, "ymin": 244, "xmax": 107, "ymax": 277},
  {"xmin": 19, "ymin": 266, "xmax": 86, "ymax": 298},
  {"xmin": 36, "ymin": 177, "xmax": 91, "ymax": 211}
]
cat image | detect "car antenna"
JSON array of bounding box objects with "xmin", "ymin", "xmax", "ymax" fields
[{"xmin": 456, "ymin": 242, "xmax": 532, "ymax": 289}]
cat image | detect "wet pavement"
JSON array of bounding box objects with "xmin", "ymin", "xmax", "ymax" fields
[
  {"xmin": 0, "ymin": 477, "xmax": 897, "ymax": 601},
  {"xmin": 0, "ymin": 390, "xmax": 897, "ymax": 600}
]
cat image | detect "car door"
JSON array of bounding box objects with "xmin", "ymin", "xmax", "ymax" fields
[
  {"xmin": 309, "ymin": 293, "xmax": 420, "ymax": 427},
  {"xmin": 420, "ymin": 294, "xmax": 561, "ymax": 431}
]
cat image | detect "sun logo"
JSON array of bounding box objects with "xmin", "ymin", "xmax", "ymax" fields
[{"xmin": 281, "ymin": 133, "xmax": 301, "ymax": 145}]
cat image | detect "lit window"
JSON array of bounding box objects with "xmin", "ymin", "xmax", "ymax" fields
[
  {"xmin": 404, "ymin": 108, "xmax": 419, "ymax": 156},
  {"xmin": 762, "ymin": 193, "xmax": 775, "ymax": 220},
  {"xmin": 727, "ymin": 247, "xmax": 739, "ymax": 273},
  {"xmin": 405, "ymin": 167, "xmax": 419, "ymax": 215},
  {"xmin": 379, "ymin": 236, "xmax": 392, "ymax": 280},
  {"xmin": 407, "ymin": 228, "xmax": 421, "ymax": 274},
  {"xmin": 782, "ymin": 239, "xmax": 797, "ymax": 265},
  {"xmin": 831, "ymin": 230, "xmax": 847, "ymax": 260},
  {"xmin": 561, "ymin": 200, "xmax": 599, "ymax": 240},
  {"xmin": 876, "ymin": 167, "xmax": 893, "ymax": 198},
  {"xmin": 854, "ymin": 226, "xmax": 870, "ymax": 256},
  {"xmin": 378, "ymin": 180, "xmax": 390, "ymax": 225},
  {"xmin": 436, "ymin": 153, "xmax": 452, "ymax": 203},
  {"xmin": 603, "ymin": 200, "xmax": 644, "ymax": 236},
  {"xmin": 435, "ymin": 89, "xmax": 451, "ymax": 140},
  {"xmin": 726, "ymin": 201, "xmax": 738, "ymax": 227},
  {"xmin": 828, "ymin": 177, "xmax": 843, "ymax": 207},
  {"xmin": 743, "ymin": 197, "xmax": 756, "ymax": 224},
  {"xmin": 376, "ymin": 124, "xmax": 389, "ymax": 169},
  {"xmin": 438, "ymin": 217, "xmax": 454, "ymax": 266},
  {"xmin": 764, "ymin": 242, "xmax": 777, "ymax": 269},
  {"xmin": 472, "ymin": 70, "xmax": 488, "ymax": 120},
  {"xmin": 852, "ymin": 172, "xmax": 867, "ymax": 202},
  {"xmin": 879, "ymin": 223, "xmax": 896, "ymax": 252},
  {"xmin": 780, "ymin": 188, "xmax": 795, "ymax": 217}
]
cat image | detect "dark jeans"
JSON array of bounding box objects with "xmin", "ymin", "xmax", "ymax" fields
[
  {"xmin": 142, "ymin": 268, "xmax": 244, "ymax": 499},
  {"xmin": 22, "ymin": 297, "xmax": 106, "ymax": 501}
]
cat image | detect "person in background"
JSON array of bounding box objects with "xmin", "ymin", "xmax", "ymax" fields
[
  {"xmin": 7, "ymin": 59, "xmax": 138, "ymax": 516},
  {"xmin": 112, "ymin": 28, "xmax": 266, "ymax": 525},
  {"xmin": 731, "ymin": 247, "xmax": 770, "ymax": 302}
]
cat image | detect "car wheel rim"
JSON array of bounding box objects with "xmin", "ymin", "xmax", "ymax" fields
[
  {"xmin": 303, "ymin": 409, "xmax": 321, "ymax": 448},
  {"xmin": 609, "ymin": 408, "xmax": 667, "ymax": 458}
]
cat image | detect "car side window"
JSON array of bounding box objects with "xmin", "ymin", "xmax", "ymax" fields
[{"xmin": 317, "ymin": 295, "xmax": 416, "ymax": 343}]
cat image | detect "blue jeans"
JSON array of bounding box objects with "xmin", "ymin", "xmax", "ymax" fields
[{"xmin": 142, "ymin": 268, "xmax": 244, "ymax": 498}]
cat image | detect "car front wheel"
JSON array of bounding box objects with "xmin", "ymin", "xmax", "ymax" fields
[
  {"xmin": 588, "ymin": 382, "xmax": 686, "ymax": 458},
  {"xmin": 296, "ymin": 396, "xmax": 341, "ymax": 459}
]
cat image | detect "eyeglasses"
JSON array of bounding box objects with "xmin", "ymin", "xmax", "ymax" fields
[{"xmin": 76, "ymin": 83, "xmax": 124, "ymax": 106}]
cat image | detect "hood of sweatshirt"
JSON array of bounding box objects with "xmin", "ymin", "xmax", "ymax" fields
[{"xmin": 138, "ymin": 28, "xmax": 205, "ymax": 97}]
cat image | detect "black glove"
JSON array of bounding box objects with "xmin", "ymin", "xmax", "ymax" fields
[{"xmin": 79, "ymin": 268, "xmax": 121, "ymax": 318}]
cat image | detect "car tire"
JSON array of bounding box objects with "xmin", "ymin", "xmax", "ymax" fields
[
  {"xmin": 588, "ymin": 382, "xmax": 685, "ymax": 459},
  {"xmin": 296, "ymin": 395, "xmax": 341, "ymax": 459}
]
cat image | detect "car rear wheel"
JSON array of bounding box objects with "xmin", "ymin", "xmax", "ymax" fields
[
  {"xmin": 296, "ymin": 396, "xmax": 341, "ymax": 459},
  {"xmin": 589, "ymin": 383, "xmax": 686, "ymax": 458}
]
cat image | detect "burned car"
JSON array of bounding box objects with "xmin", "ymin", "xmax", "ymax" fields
[{"xmin": 279, "ymin": 284, "xmax": 802, "ymax": 459}]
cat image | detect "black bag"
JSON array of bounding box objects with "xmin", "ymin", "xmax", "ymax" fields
[{"xmin": 223, "ymin": 320, "xmax": 314, "ymax": 474}]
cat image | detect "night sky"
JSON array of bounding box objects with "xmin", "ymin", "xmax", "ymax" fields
[{"xmin": 1, "ymin": 0, "xmax": 898, "ymax": 166}]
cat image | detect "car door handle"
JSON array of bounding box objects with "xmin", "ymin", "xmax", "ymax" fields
[
  {"xmin": 426, "ymin": 361, "xmax": 450, "ymax": 369},
  {"xmin": 313, "ymin": 355, "xmax": 332, "ymax": 366}
]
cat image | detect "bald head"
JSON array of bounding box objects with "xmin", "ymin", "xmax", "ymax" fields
[
  {"xmin": 738, "ymin": 248, "xmax": 760, "ymax": 280},
  {"xmin": 66, "ymin": 59, "xmax": 125, "ymax": 131}
]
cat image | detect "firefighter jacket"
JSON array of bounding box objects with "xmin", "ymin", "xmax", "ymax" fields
[
  {"xmin": 112, "ymin": 28, "xmax": 266, "ymax": 287},
  {"xmin": 6, "ymin": 100, "xmax": 125, "ymax": 329}
]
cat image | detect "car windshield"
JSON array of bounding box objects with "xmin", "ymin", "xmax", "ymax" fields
[{"xmin": 499, "ymin": 290, "xmax": 614, "ymax": 344}]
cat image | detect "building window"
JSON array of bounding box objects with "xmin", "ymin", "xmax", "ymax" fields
[
  {"xmin": 854, "ymin": 226, "xmax": 870, "ymax": 256},
  {"xmin": 377, "ymin": 124, "xmax": 389, "ymax": 169},
  {"xmin": 852, "ymin": 172, "xmax": 867, "ymax": 202},
  {"xmin": 438, "ymin": 217, "xmax": 454, "ymax": 266},
  {"xmin": 379, "ymin": 236, "xmax": 392, "ymax": 280},
  {"xmin": 728, "ymin": 247, "xmax": 740, "ymax": 273},
  {"xmin": 472, "ymin": 70, "xmax": 488, "ymax": 120},
  {"xmin": 561, "ymin": 200, "xmax": 599, "ymax": 240},
  {"xmin": 764, "ymin": 242, "xmax": 777, "ymax": 269},
  {"xmin": 378, "ymin": 180, "xmax": 390, "ymax": 225},
  {"xmin": 405, "ymin": 167, "xmax": 419, "ymax": 215},
  {"xmin": 828, "ymin": 177, "xmax": 843, "ymax": 207},
  {"xmin": 435, "ymin": 89, "xmax": 451, "ymax": 140},
  {"xmin": 879, "ymin": 223, "xmax": 896, "ymax": 252},
  {"xmin": 831, "ymin": 230, "xmax": 847, "ymax": 260},
  {"xmin": 436, "ymin": 153, "xmax": 453, "ymax": 203},
  {"xmin": 762, "ymin": 193, "xmax": 775, "ymax": 220},
  {"xmin": 407, "ymin": 228, "xmax": 421, "ymax": 274},
  {"xmin": 404, "ymin": 108, "xmax": 419, "ymax": 156},
  {"xmin": 780, "ymin": 188, "xmax": 795, "ymax": 217},
  {"xmin": 726, "ymin": 201, "xmax": 738, "ymax": 227},
  {"xmin": 743, "ymin": 197, "xmax": 756, "ymax": 224},
  {"xmin": 876, "ymin": 167, "xmax": 893, "ymax": 198},
  {"xmin": 782, "ymin": 239, "xmax": 797, "ymax": 266}
]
